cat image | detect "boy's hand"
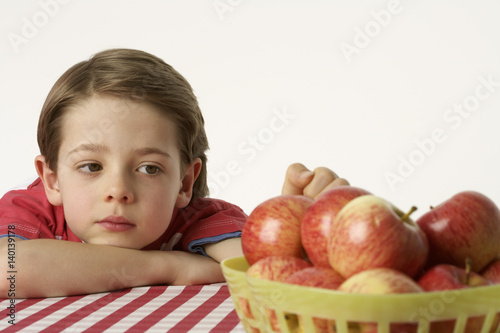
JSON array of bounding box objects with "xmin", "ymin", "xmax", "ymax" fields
[
  {"xmin": 282, "ymin": 163, "xmax": 349, "ymax": 199},
  {"xmin": 166, "ymin": 251, "xmax": 225, "ymax": 285}
]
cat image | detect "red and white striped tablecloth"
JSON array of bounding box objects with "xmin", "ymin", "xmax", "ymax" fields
[{"xmin": 0, "ymin": 284, "xmax": 244, "ymax": 332}]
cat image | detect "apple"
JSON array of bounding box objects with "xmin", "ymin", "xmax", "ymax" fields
[
  {"xmin": 417, "ymin": 260, "xmax": 497, "ymax": 333},
  {"xmin": 416, "ymin": 191, "xmax": 500, "ymax": 273},
  {"xmin": 301, "ymin": 186, "xmax": 371, "ymax": 267},
  {"xmin": 328, "ymin": 195, "xmax": 428, "ymax": 279},
  {"xmin": 285, "ymin": 267, "xmax": 344, "ymax": 333},
  {"xmin": 242, "ymin": 195, "xmax": 313, "ymax": 265},
  {"xmin": 339, "ymin": 268, "xmax": 422, "ymax": 333},
  {"xmin": 339, "ymin": 267, "xmax": 423, "ymax": 294},
  {"xmin": 246, "ymin": 255, "xmax": 312, "ymax": 281},
  {"xmin": 246, "ymin": 256, "xmax": 311, "ymax": 332},
  {"xmin": 482, "ymin": 259, "xmax": 500, "ymax": 283},
  {"xmin": 237, "ymin": 297, "xmax": 255, "ymax": 321},
  {"xmin": 418, "ymin": 261, "xmax": 493, "ymax": 291},
  {"xmin": 285, "ymin": 266, "xmax": 345, "ymax": 289}
]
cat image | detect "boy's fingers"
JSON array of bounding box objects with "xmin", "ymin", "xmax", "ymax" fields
[
  {"xmin": 281, "ymin": 163, "xmax": 314, "ymax": 196},
  {"xmin": 302, "ymin": 167, "xmax": 348, "ymax": 199},
  {"xmin": 282, "ymin": 164, "xmax": 349, "ymax": 199}
]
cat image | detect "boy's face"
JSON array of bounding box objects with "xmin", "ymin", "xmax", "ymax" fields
[{"xmin": 48, "ymin": 95, "xmax": 192, "ymax": 249}]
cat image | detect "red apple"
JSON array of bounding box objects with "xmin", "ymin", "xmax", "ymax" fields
[
  {"xmin": 246, "ymin": 255, "xmax": 312, "ymax": 281},
  {"xmin": 285, "ymin": 266, "xmax": 345, "ymax": 289},
  {"xmin": 417, "ymin": 261, "xmax": 496, "ymax": 333},
  {"xmin": 418, "ymin": 262, "xmax": 493, "ymax": 292},
  {"xmin": 482, "ymin": 259, "xmax": 500, "ymax": 283},
  {"xmin": 328, "ymin": 195, "xmax": 428, "ymax": 279},
  {"xmin": 339, "ymin": 268, "xmax": 422, "ymax": 333},
  {"xmin": 242, "ymin": 195, "xmax": 313, "ymax": 265},
  {"xmin": 285, "ymin": 267, "xmax": 344, "ymax": 333},
  {"xmin": 416, "ymin": 191, "xmax": 500, "ymax": 272},
  {"xmin": 237, "ymin": 297, "xmax": 255, "ymax": 320},
  {"xmin": 246, "ymin": 256, "xmax": 311, "ymax": 332},
  {"xmin": 301, "ymin": 186, "xmax": 371, "ymax": 267}
]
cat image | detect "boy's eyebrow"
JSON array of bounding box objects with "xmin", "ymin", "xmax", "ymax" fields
[
  {"xmin": 68, "ymin": 143, "xmax": 109, "ymax": 156},
  {"xmin": 67, "ymin": 145, "xmax": 172, "ymax": 158},
  {"xmin": 134, "ymin": 147, "xmax": 172, "ymax": 158}
]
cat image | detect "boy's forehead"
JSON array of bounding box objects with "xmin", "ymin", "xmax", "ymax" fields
[
  {"xmin": 69, "ymin": 94, "xmax": 151, "ymax": 117},
  {"xmin": 60, "ymin": 95, "xmax": 180, "ymax": 152},
  {"xmin": 65, "ymin": 95, "xmax": 174, "ymax": 128}
]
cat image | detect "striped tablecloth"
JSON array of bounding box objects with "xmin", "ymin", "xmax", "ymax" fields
[{"xmin": 0, "ymin": 284, "xmax": 245, "ymax": 332}]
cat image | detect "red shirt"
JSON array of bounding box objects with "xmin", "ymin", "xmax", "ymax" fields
[{"xmin": 0, "ymin": 178, "xmax": 247, "ymax": 255}]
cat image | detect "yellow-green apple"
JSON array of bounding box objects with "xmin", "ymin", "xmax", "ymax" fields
[
  {"xmin": 339, "ymin": 268, "xmax": 422, "ymax": 333},
  {"xmin": 416, "ymin": 191, "xmax": 500, "ymax": 272},
  {"xmin": 246, "ymin": 256, "xmax": 311, "ymax": 332},
  {"xmin": 328, "ymin": 195, "xmax": 428, "ymax": 279},
  {"xmin": 242, "ymin": 195, "xmax": 313, "ymax": 265},
  {"xmin": 301, "ymin": 186, "xmax": 371, "ymax": 267},
  {"xmin": 417, "ymin": 262, "xmax": 496, "ymax": 333},
  {"xmin": 339, "ymin": 267, "xmax": 423, "ymax": 294},
  {"xmin": 285, "ymin": 267, "xmax": 344, "ymax": 333},
  {"xmin": 482, "ymin": 259, "xmax": 500, "ymax": 283}
]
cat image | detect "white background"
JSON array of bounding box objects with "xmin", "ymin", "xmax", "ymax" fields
[{"xmin": 1, "ymin": 0, "xmax": 499, "ymax": 217}]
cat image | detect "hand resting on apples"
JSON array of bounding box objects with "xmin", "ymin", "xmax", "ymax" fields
[
  {"xmin": 204, "ymin": 164, "xmax": 347, "ymax": 263},
  {"xmin": 241, "ymin": 164, "xmax": 349, "ymax": 265},
  {"xmin": 281, "ymin": 163, "xmax": 349, "ymax": 199}
]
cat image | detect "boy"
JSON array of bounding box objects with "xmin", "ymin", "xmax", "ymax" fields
[{"xmin": 0, "ymin": 49, "xmax": 348, "ymax": 298}]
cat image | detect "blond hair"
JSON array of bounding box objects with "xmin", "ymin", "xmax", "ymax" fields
[{"xmin": 37, "ymin": 48, "xmax": 209, "ymax": 198}]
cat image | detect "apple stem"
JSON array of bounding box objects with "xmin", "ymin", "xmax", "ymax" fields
[
  {"xmin": 401, "ymin": 206, "xmax": 418, "ymax": 222},
  {"xmin": 465, "ymin": 257, "xmax": 472, "ymax": 285},
  {"xmin": 429, "ymin": 205, "xmax": 434, "ymax": 210}
]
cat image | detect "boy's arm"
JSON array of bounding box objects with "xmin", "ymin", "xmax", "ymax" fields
[
  {"xmin": 0, "ymin": 238, "xmax": 223, "ymax": 299},
  {"xmin": 203, "ymin": 237, "xmax": 243, "ymax": 263}
]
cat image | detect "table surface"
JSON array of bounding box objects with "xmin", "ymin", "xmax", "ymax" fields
[{"xmin": 0, "ymin": 284, "xmax": 245, "ymax": 332}]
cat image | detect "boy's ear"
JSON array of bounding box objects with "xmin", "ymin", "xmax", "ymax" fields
[
  {"xmin": 35, "ymin": 155, "xmax": 63, "ymax": 206},
  {"xmin": 176, "ymin": 158, "xmax": 202, "ymax": 208}
]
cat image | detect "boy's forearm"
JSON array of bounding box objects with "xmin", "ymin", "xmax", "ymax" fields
[
  {"xmin": 0, "ymin": 239, "xmax": 223, "ymax": 298},
  {"xmin": 203, "ymin": 237, "xmax": 243, "ymax": 263},
  {"xmin": 0, "ymin": 238, "xmax": 164, "ymax": 298}
]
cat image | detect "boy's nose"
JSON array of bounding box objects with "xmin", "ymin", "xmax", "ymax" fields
[{"xmin": 105, "ymin": 171, "xmax": 135, "ymax": 203}]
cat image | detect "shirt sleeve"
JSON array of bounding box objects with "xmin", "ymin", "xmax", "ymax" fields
[
  {"xmin": 174, "ymin": 198, "xmax": 247, "ymax": 256},
  {"xmin": 0, "ymin": 179, "xmax": 64, "ymax": 241}
]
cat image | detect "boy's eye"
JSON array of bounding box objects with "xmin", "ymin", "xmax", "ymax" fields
[
  {"xmin": 78, "ymin": 163, "xmax": 103, "ymax": 173},
  {"xmin": 138, "ymin": 165, "xmax": 161, "ymax": 175}
]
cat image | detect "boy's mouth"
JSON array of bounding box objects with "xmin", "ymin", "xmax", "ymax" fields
[{"xmin": 97, "ymin": 215, "xmax": 135, "ymax": 232}]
